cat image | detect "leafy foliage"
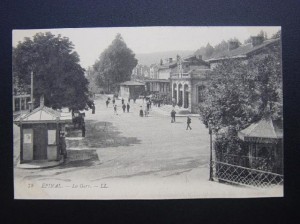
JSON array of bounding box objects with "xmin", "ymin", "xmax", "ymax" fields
[
  {"xmin": 93, "ymin": 34, "xmax": 138, "ymax": 92},
  {"xmin": 199, "ymin": 44, "xmax": 282, "ymax": 133},
  {"xmin": 13, "ymin": 32, "xmax": 89, "ymax": 110}
]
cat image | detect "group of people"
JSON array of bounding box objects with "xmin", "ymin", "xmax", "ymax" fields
[
  {"xmin": 139, "ymin": 98, "xmax": 152, "ymax": 117},
  {"xmin": 106, "ymin": 97, "xmax": 131, "ymax": 115},
  {"xmin": 106, "ymin": 95, "xmax": 192, "ymax": 129}
]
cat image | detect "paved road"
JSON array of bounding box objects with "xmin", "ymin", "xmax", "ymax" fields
[{"xmin": 14, "ymin": 94, "xmax": 282, "ymax": 199}]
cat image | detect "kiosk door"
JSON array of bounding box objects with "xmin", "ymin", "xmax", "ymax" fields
[{"xmin": 33, "ymin": 124, "xmax": 47, "ymax": 160}]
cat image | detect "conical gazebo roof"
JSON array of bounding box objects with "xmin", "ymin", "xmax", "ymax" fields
[{"xmin": 238, "ymin": 115, "xmax": 283, "ymax": 144}]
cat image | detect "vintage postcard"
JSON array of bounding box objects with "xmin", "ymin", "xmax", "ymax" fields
[{"xmin": 13, "ymin": 26, "xmax": 283, "ymax": 199}]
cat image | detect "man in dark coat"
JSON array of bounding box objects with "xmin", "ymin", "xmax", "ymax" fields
[
  {"xmin": 82, "ymin": 121, "xmax": 86, "ymax": 137},
  {"xmin": 122, "ymin": 103, "xmax": 126, "ymax": 112},
  {"xmin": 127, "ymin": 103, "xmax": 130, "ymax": 112},
  {"xmin": 186, "ymin": 116, "xmax": 192, "ymax": 130},
  {"xmin": 122, "ymin": 98, "xmax": 124, "ymax": 104},
  {"xmin": 139, "ymin": 107, "xmax": 144, "ymax": 117},
  {"xmin": 171, "ymin": 109, "xmax": 176, "ymax": 123}
]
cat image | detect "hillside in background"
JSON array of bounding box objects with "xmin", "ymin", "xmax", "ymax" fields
[{"xmin": 135, "ymin": 50, "xmax": 194, "ymax": 66}]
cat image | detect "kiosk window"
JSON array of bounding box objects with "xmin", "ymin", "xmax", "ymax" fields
[{"xmin": 48, "ymin": 130, "xmax": 56, "ymax": 145}]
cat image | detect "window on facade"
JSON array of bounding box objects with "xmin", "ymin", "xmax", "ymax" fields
[{"xmin": 198, "ymin": 85, "xmax": 205, "ymax": 103}]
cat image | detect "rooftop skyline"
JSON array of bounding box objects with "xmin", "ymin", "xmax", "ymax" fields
[{"xmin": 13, "ymin": 26, "xmax": 280, "ymax": 69}]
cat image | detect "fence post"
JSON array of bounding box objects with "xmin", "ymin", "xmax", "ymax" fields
[{"xmin": 209, "ymin": 128, "xmax": 213, "ymax": 181}]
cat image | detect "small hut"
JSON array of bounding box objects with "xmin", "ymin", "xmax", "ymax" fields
[
  {"xmin": 119, "ymin": 81, "xmax": 145, "ymax": 100},
  {"xmin": 14, "ymin": 97, "xmax": 72, "ymax": 166},
  {"xmin": 238, "ymin": 115, "xmax": 283, "ymax": 174}
]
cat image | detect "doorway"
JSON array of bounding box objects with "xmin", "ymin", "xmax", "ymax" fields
[{"xmin": 33, "ymin": 124, "xmax": 48, "ymax": 160}]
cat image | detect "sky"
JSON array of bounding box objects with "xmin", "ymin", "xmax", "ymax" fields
[{"xmin": 13, "ymin": 26, "xmax": 280, "ymax": 69}]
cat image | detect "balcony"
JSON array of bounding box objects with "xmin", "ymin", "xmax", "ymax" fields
[{"xmin": 170, "ymin": 73, "xmax": 191, "ymax": 79}]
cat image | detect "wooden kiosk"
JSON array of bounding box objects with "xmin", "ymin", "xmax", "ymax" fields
[
  {"xmin": 14, "ymin": 100, "xmax": 72, "ymax": 165},
  {"xmin": 238, "ymin": 115, "xmax": 283, "ymax": 174}
]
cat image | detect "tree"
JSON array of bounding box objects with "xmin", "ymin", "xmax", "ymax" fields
[
  {"xmin": 199, "ymin": 45, "xmax": 282, "ymax": 162},
  {"xmin": 13, "ymin": 32, "xmax": 89, "ymax": 110},
  {"xmin": 213, "ymin": 40, "xmax": 228, "ymax": 55},
  {"xmin": 271, "ymin": 30, "xmax": 281, "ymax": 39},
  {"xmin": 205, "ymin": 43, "xmax": 214, "ymax": 58},
  {"xmin": 199, "ymin": 44, "xmax": 282, "ymax": 133},
  {"xmin": 86, "ymin": 66, "xmax": 102, "ymax": 94},
  {"xmin": 93, "ymin": 33, "xmax": 138, "ymax": 92}
]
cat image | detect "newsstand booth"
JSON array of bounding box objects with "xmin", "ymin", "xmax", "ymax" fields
[{"xmin": 14, "ymin": 105, "xmax": 72, "ymax": 164}]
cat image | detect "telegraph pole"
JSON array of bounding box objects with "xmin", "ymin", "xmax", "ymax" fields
[{"xmin": 30, "ymin": 71, "xmax": 34, "ymax": 111}]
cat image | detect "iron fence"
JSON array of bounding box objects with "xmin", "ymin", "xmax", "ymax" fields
[{"xmin": 212, "ymin": 160, "xmax": 284, "ymax": 188}]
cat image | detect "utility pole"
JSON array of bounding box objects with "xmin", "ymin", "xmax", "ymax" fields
[{"xmin": 30, "ymin": 71, "xmax": 34, "ymax": 111}]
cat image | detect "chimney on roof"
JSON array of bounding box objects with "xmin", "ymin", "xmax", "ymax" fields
[
  {"xmin": 228, "ymin": 40, "xmax": 240, "ymax": 51},
  {"xmin": 40, "ymin": 95, "xmax": 44, "ymax": 107},
  {"xmin": 251, "ymin": 35, "xmax": 264, "ymax": 47},
  {"xmin": 169, "ymin": 58, "xmax": 173, "ymax": 63}
]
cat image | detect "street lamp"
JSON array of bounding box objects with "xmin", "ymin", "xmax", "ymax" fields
[{"xmin": 209, "ymin": 120, "xmax": 213, "ymax": 181}]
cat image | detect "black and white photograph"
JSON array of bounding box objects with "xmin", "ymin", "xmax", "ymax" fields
[{"xmin": 12, "ymin": 26, "xmax": 283, "ymax": 199}]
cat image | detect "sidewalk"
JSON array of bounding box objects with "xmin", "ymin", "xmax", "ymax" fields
[{"xmin": 16, "ymin": 159, "xmax": 64, "ymax": 169}]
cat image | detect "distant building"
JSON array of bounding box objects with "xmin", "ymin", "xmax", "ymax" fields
[
  {"xmin": 170, "ymin": 55, "xmax": 211, "ymax": 113},
  {"xmin": 207, "ymin": 36, "xmax": 280, "ymax": 68},
  {"xmin": 144, "ymin": 58, "xmax": 176, "ymax": 94},
  {"xmin": 119, "ymin": 80, "xmax": 145, "ymax": 99},
  {"xmin": 132, "ymin": 64, "xmax": 150, "ymax": 80},
  {"xmin": 149, "ymin": 64, "xmax": 159, "ymax": 79}
]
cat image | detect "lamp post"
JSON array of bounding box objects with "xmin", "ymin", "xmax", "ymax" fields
[{"xmin": 209, "ymin": 121, "xmax": 213, "ymax": 181}]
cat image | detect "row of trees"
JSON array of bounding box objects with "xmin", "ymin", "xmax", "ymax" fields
[{"xmin": 13, "ymin": 32, "xmax": 138, "ymax": 109}]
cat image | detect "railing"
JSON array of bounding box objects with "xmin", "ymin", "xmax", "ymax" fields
[
  {"xmin": 171, "ymin": 73, "xmax": 191, "ymax": 78},
  {"xmin": 212, "ymin": 160, "xmax": 283, "ymax": 188}
]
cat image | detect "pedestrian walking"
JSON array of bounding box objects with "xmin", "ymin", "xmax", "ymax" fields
[
  {"xmin": 59, "ymin": 132, "xmax": 67, "ymax": 160},
  {"xmin": 171, "ymin": 109, "xmax": 176, "ymax": 123},
  {"xmin": 82, "ymin": 121, "xmax": 86, "ymax": 137},
  {"xmin": 186, "ymin": 116, "xmax": 192, "ymax": 130},
  {"xmin": 112, "ymin": 98, "xmax": 115, "ymax": 105},
  {"xmin": 146, "ymin": 101, "xmax": 150, "ymax": 111},
  {"xmin": 128, "ymin": 98, "xmax": 131, "ymax": 103},
  {"xmin": 106, "ymin": 99, "xmax": 109, "ymax": 108},
  {"xmin": 122, "ymin": 103, "xmax": 126, "ymax": 112},
  {"xmin": 139, "ymin": 107, "xmax": 144, "ymax": 117},
  {"xmin": 122, "ymin": 98, "xmax": 124, "ymax": 105},
  {"xmin": 127, "ymin": 103, "xmax": 130, "ymax": 112},
  {"xmin": 114, "ymin": 105, "xmax": 118, "ymax": 115},
  {"xmin": 92, "ymin": 104, "xmax": 96, "ymax": 114}
]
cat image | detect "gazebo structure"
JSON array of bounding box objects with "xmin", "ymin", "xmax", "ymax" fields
[
  {"xmin": 238, "ymin": 115, "xmax": 283, "ymax": 174},
  {"xmin": 14, "ymin": 98, "xmax": 72, "ymax": 168}
]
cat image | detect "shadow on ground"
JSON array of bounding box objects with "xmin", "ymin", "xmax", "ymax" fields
[{"xmin": 66, "ymin": 120, "xmax": 141, "ymax": 149}]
